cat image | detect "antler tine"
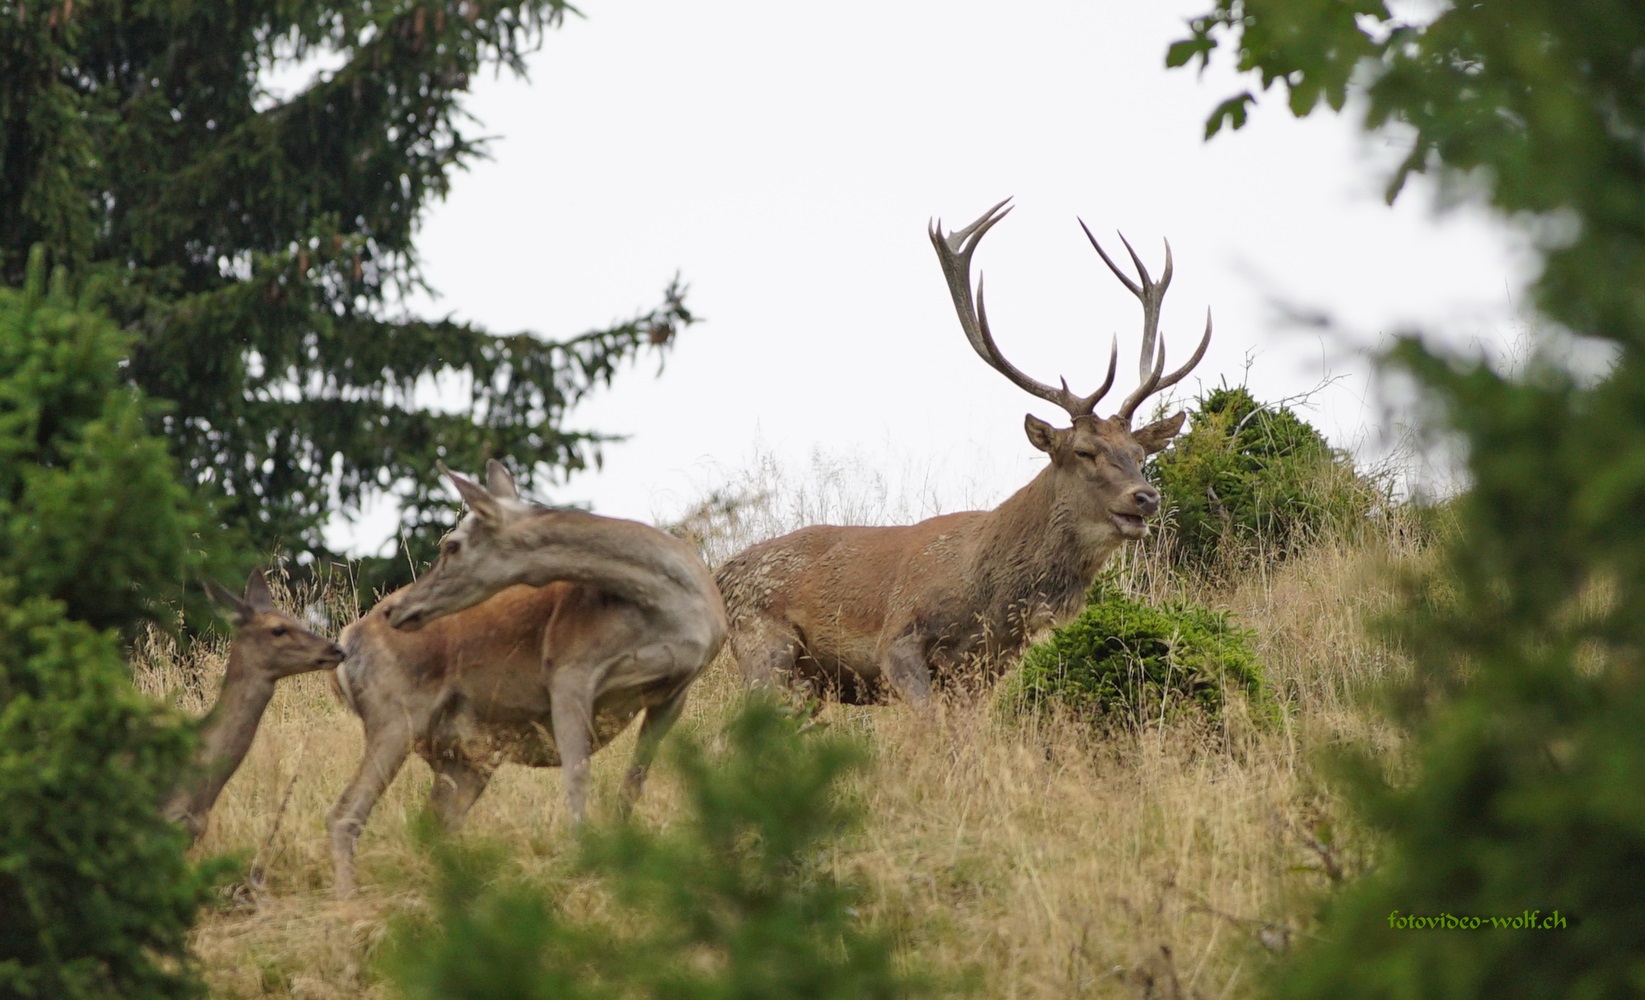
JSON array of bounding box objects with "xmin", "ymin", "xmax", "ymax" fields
[
  {"xmin": 1081, "ymin": 219, "xmax": 1208, "ymax": 424},
  {"xmin": 1066, "ymin": 334, "xmax": 1120, "ymax": 415},
  {"xmin": 1118, "ymin": 333, "xmax": 1169, "ymax": 423},
  {"xmin": 1117, "ymin": 307, "xmax": 1214, "ymax": 423},
  {"xmin": 1118, "ymin": 232, "xmax": 1174, "ymax": 294},
  {"xmin": 931, "ymin": 198, "xmax": 1104, "ymax": 417},
  {"xmin": 941, "ymin": 195, "xmax": 1014, "ymax": 256},
  {"xmin": 1080, "ymin": 220, "xmax": 1174, "ymax": 387},
  {"xmin": 1082, "ymin": 219, "xmax": 1141, "ymax": 298}
]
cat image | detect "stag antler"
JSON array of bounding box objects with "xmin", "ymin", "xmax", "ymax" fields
[
  {"xmin": 930, "ymin": 198, "xmax": 1118, "ymax": 419},
  {"xmin": 1079, "ymin": 220, "xmax": 1213, "ymax": 425}
]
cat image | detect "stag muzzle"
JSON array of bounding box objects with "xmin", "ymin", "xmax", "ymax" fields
[{"xmin": 1109, "ymin": 485, "xmax": 1160, "ymax": 540}]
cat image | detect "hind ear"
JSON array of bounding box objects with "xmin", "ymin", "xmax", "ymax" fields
[
  {"xmin": 445, "ymin": 467, "xmax": 505, "ymax": 524},
  {"xmin": 485, "ymin": 459, "xmax": 520, "ymax": 500},
  {"xmin": 1133, "ymin": 411, "xmax": 1188, "ymax": 455}
]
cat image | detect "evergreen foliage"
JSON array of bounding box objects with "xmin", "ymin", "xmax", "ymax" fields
[
  {"xmin": 0, "ymin": 1, "xmax": 694, "ymax": 587},
  {"xmin": 0, "ymin": 591, "xmax": 208, "ymax": 1000},
  {"xmin": 1171, "ymin": 2, "xmax": 1645, "ymax": 996},
  {"xmin": 1148, "ymin": 384, "xmax": 1373, "ymax": 571},
  {"xmin": 0, "ymin": 255, "xmax": 219, "ymax": 997},
  {"xmin": 384, "ymin": 698, "xmax": 949, "ymax": 1000},
  {"xmin": 0, "ymin": 246, "xmax": 229, "ymax": 628},
  {"xmin": 1004, "ymin": 580, "xmax": 1274, "ymax": 732}
]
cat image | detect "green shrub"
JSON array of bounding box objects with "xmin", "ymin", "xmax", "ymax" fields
[
  {"xmin": 0, "ymin": 589, "xmax": 209, "ymax": 999},
  {"xmin": 1149, "ymin": 385, "xmax": 1376, "ymax": 573},
  {"xmin": 1003, "ymin": 581, "xmax": 1276, "ymax": 732},
  {"xmin": 0, "ymin": 251, "xmax": 223, "ymax": 998},
  {"xmin": 384, "ymin": 698, "xmax": 955, "ymax": 1000}
]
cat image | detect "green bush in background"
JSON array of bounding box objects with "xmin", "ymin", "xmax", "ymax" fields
[
  {"xmin": 0, "ymin": 250, "xmax": 219, "ymax": 997},
  {"xmin": 1003, "ymin": 580, "xmax": 1275, "ymax": 733},
  {"xmin": 384, "ymin": 698, "xmax": 954, "ymax": 1000},
  {"xmin": 1150, "ymin": 385, "xmax": 1376, "ymax": 573}
]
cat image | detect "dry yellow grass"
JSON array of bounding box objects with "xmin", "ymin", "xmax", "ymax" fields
[{"xmin": 132, "ymin": 482, "xmax": 1429, "ymax": 1000}]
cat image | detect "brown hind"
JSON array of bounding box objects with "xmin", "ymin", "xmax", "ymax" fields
[{"xmin": 327, "ymin": 461, "xmax": 726, "ymax": 896}]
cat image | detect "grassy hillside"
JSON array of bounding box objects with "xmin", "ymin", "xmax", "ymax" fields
[{"xmin": 134, "ymin": 463, "xmax": 1432, "ymax": 999}]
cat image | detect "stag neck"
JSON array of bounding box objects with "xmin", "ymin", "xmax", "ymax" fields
[
  {"xmin": 979, "ymin": 463, "xmax": 1121, "ymax": 574},
  {"xmin": 954, "ymin": 466, "xmax": 1117, "ymax": 641}
]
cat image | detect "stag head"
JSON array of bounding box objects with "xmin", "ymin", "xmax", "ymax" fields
[
  {"xmin": 387, "ymin": 460, "xmax": 537, "ymax": 631},
  {"xmin": 930, "ymin": 198, "xmax": 1211, "ymax": 540}
]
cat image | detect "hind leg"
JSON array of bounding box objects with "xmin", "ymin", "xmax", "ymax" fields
[
  {"xmin": 328, "ymin": 713, "xmax": 413, "ymax": 898},
  {"xmin": 427, "ymin": 752, "xmax": 493, "ymax": 831},
  {"xmin": 547, "ymin": 661, "xmax": 601, "ymax": 825},
  {"xmin": 618, "ymin": 682, "xmax": 691, "ymax": 818},
  {"xmin": 552, "ymin": 634, "xmax": 711, "ymax": 823}
]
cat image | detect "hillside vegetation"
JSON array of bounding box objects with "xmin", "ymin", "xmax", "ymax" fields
[{"xmin": 135, "ymin": 447, "xmax": 1429, "ymax": 1000}]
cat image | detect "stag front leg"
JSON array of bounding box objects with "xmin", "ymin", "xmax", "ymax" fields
[
  {"xmin": 881, "ymin": 632, "xmax": 935, "ymax": 709},
  {"xmin": 618, "ymin": 683, "xmax": 691, "ymax": 818},
  {"xmin": 328, "ymin": 714, "xmax": 413, "ymax": 898},
  {"xmin": 728, "ymin": 623, "xmax": 800, "ymax": 692}
]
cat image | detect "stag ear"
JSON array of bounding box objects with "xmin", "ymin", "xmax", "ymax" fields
[
  {"xmin": 243, "ymin": 569, "xmax": 277, "ymax": 615},
  {"xmin": 485, "ymin": 459, "xmax": 520, "ymax": 500},
  {"xmin": 205, "ymin": 578, "xmax": 253, "ymax": 625},
  {"xmin": 1132, "ymin": 411, "xmax": 1188, "ymax": 455},
  {"xmin": 1023, "ymin": 414, "xmax": 1064, "ymax": 455}
]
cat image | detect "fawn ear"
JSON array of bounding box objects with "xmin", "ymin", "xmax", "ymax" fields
[
  {"xmin": 205, "ymin": 578, "xmax": 253, "ymax": 625},
  {"xmin": 242, "ymin": 569, "xmax": 277, "ymax": 615},
  {"xmin": 485, "ymin": 459, "xmax": 520, "ymax": 499},
  {"xmin": 1132, "ymin": 411, "xmax": 1187, "ymax": 455},
  {"xmin": 1024, "ymin": 413, "xmax": 1065, "ymax": 455}
]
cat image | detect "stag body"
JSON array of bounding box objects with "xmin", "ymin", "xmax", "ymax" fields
[
  {"xmin": 163, "ymin": 571, "xmax": 344, "ymax": 842},
  {"xmin": 717, "ymin": 199, "xmax": 1210, "ymax": 704},
  {"xmin": 327, "ymin": 462, "xmax": 726, "ymax": 896}
]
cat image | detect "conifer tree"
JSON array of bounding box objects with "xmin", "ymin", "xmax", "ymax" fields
[{"xmin": 0, "ymin": 1, "xmax": 693, "ymax": 584}]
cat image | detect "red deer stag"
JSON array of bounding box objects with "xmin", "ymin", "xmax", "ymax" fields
[
  {"xmin": 715, "ymin": 198, "xmax": 1211, "ymax": 705},
  {"xmin": 327, "ymin": 461, "xmax": 726, "ymax": 896},
  {"xmin": 163, "ymin": 570, "xmax": 345, "ymax": 842}
]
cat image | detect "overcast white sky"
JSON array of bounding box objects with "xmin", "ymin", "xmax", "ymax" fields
[{"xmin": 331, "ymin": 0, "xmax": 1535, "ymax": 554}]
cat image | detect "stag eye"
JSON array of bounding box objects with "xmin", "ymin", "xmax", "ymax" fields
[
  {"xmin": 442, "ymin": 538, "xmax": 462, "ymax": 557},
  {"xmin": 1074, "ymin": 449, "xmax": 1099, "ymax": 461},
  {"xmin": 271, "ymin": 625, "xmax": 288, "ymax": 637}
]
